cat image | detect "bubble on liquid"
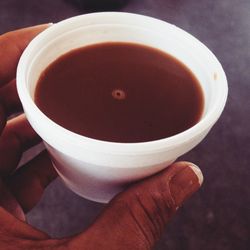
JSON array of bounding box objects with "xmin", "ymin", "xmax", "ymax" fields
[{"xmin": 112, "ymin": 89, "xmax": 126, "ymax": 100}]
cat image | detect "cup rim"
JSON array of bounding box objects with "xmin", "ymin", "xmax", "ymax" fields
[{"xmin": 17, "ymin": 12, "xmax": 228, "ymax": 155}]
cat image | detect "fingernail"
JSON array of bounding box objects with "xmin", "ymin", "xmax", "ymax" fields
[
  {"xmin": 169, "ymin": 163, "xmax": 203, "ymax": 205},
  {"xmin": 188, "ymin": 163, "xmax": 203, "ymax": 186}
]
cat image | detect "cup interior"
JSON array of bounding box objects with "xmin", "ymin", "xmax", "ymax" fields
[{"xmin": 28, "ymin": 21, "xmax": 213, "ymax": 113}]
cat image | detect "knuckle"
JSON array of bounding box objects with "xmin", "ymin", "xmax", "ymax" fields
[
  {"xmin": 0, "ymin": 32, "xmax": 20, "ymax": 81},
  {"xmin": 0, "ymin": 33, "xmax": 11, "ymax": 57},
  {"xmin": 112, "ymin": 195, "xmax": 152, "ymax": 249},
  {"xmin": 115, "ymin": 189, "xmax": 176, "ymax": 249},
  {"xmin": 3, "ymin": 129, "xmax": 22, "ymax": 151}
]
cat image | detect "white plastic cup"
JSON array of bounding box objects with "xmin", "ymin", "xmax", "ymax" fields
[{"xmin": 17, "ymin": 12, "xmax": 228, "ymax": 203}]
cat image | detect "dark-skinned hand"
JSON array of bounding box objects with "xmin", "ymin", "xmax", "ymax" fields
[{"xmin": 0, "ymin": 24, "xmax": 203, "ymax": 250}]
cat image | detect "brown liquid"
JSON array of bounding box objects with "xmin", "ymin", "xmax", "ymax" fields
[{"xmin": 35, "ymin": 42, "xmax": 204, "ymax": 143}]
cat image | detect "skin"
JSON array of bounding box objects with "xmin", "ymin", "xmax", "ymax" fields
[{"xmin": 0, "ymin": 25, "xmax": 202, "ymax": 250}]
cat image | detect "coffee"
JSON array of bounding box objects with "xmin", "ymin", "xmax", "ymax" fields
[{"xmin": 35, "ymin": 42, "xmax": 204, "ymax": 143}]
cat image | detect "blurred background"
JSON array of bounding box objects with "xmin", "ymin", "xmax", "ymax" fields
[{"xmin": 1, "ymin": 0, "xmax": 249, "ymax": 249}]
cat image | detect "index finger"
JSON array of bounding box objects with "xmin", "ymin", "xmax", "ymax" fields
[{"xmin": 0, "ymin": 24, "xmax": 52, "ymax": 87}]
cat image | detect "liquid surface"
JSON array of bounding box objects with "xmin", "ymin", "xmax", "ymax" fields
[{"xmin": 35, "ymin": 42, "xmax": 204, "ymax": 143}]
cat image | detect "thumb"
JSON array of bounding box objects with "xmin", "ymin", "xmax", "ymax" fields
[{"xmin": 69, "ymin": 162, "xmax": 203, "ymax": 250}]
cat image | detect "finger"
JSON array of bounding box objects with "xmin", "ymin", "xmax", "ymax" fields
[
  {"xmin": 6, "ymin": 151, "xmax": 57, "ymax": 213},
  {"xmin": 0, "ymin": 24, "xmax": 51, "ymax": 87},
  {"xmin": 0, "ymin": 104, "xmax": 6, "ymax": 135},
  {"xmin": 0, "ymin": 207, "xmax": 50, "ymax": 241},
  {"xmin": 69, "ymin": 162, "xmax": 203, "ymax": 250},
  {"xmin": 0, "ymin": 179, "xmax": 25, "ymax": 221},
  {"xmin": 0, "ymin": 78, "xmax": 22, "ymax": 117},
  {"xmin": 0, "ymin": 114, "xmax": 41, "ymax": 176},
  {"xmin": 0, "ymin": 207, "xmax": 69, "ymax": 249},
  {"xmin": 0, "ymin": 24, "xmax": 51, "ymax": 133}
]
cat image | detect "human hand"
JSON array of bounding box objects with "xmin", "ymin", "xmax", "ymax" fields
[{"xmin": 0, "ymin": 25, "xmax": 203, "ymax": 250}]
